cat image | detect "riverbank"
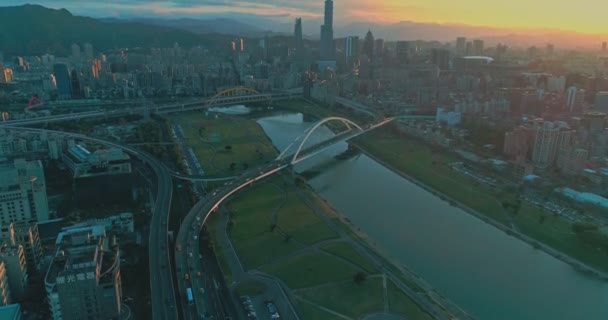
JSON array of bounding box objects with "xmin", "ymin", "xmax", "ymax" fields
[{"xmin": 350, "ymin": 139, "xmax": 608, "ymax": 281}]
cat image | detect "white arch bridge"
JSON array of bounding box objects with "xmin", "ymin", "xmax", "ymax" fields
[{"xmin": 172, "ymin": 115, "xmax": 433, "ymax": 182}]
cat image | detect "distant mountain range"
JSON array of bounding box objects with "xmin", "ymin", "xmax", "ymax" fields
[
  {"xmin": 101, "ymin": 17, "xmax": 275, "ymax": 38},
  {"xmin": 0, "ymin": 5, "xmax": 231, "ymax": 56}
]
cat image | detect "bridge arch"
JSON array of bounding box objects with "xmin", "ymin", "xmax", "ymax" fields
[
  {"xmin": 278, "ymin": 117, "xmax": 363, "ymax": 165},
  {"xmin": 205, "ymin": 86, "xmax": 265, "ymax": 108}
]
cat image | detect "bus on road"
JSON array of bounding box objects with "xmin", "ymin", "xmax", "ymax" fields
[{"xmin": 186, "ymin": 288, "xmax": 193, "ymax": 305}]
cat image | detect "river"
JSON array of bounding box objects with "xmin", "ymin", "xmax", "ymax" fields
[{"xmin": 256, "ymin": 112, "xmax": 608, "ymax": 320}]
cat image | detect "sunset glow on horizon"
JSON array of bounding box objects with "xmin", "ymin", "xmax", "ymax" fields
[
  {"xmin": 355, "ymin": 0, "xmax": 607, "ymax": 34},
  {"xmin": 2, "ymin": 0, "xmax": 608, "ymax": 35}
]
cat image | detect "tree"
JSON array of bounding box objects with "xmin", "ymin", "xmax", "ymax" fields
[
  {"xmin": 353, "ymin": 271, "xmax": 367, "ymax": 285},
  {"xmin": 225, "ymin": 145, "xmax": 232, "ymax": 152},
  {"xmin": 229, "ymin": 162, "xmax": 236, "ymax": 171},
  {"xmin": 242, "ymin": 163, "xmax": 249, "ymax": 170},
  {"xmin": 270, "ymin": 223, "xmax": 277, "ymax": 232},
  {"xmin": 538, "ymin": 215, "xmax": 546, "ymax": 224},
  {"xmin": 283, "ymin": 234, "xmax": 292, "ymax": 243}
]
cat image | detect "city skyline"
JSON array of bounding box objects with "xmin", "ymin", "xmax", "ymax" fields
[{"xmin": 1, "ymin": 0, "xmax": 607, "ymax": 37}]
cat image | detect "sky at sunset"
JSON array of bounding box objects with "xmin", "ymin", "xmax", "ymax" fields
[{"xmin": 3, "ymin": 0, "xmax": 608, "ymax": 35}]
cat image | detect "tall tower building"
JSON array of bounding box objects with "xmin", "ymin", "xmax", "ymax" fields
[
  {"xmin": 319, "ymin": 0, "xmax": 335, "ymax": 60},
  {"xmin": 294, "ymin": 18, "xmax": 303, "ymax": 59},
  {"xmin": 45, "ymin": 225, "xmax": 122, "ymax": 320},
  {"xmin": 0, "ymin": 159, "xmax": 49, "ymax": 224},
  {"xmin": 53, "ymin": 64, "xmax": 72, "ymax": 100},
  {"xmin": 363, "ymin": 30, "xmax": 375, "ymax": 62}
]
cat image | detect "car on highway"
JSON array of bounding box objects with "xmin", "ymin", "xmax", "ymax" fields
[
  {"xmin": 197, "ymin": 271, "xmax": 202, "ymax": 278},
  {"xmin": 265, "ymin": 301, "xmax": 280, "ymax": 319},
  {"xmin": 184, "ymin": 273, "xmax": 190, "ymax": 280},
  {"xmin": 189, "ymin": 252, "xmax": 193, "ymax": 258},
  {"xmin": 193, "ymin": 235, "xmax": 198, "ymax": 240},
  {"xmin": 176, "ymin": 245, "xmax": 181, "ymax": 252}
]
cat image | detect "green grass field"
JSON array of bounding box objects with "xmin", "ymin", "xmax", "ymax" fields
[
  {"xmin": 320, "ymin": 241, "xmax": 378, "ymax": 273},
  {"xmin": 388, "ymin": 281, "xmax": 433, "ymax": 320},
  {"xmin": 297, "ymin": 277, "xmax": 385, "ymax": 318},
  {"xmin": 295, "ymin": 299, "xmax": 345, "ymax": 320},
  {"xmin": 170, "ymin": 113, "xmax": 277, "ymax": 176},
  {"xmin": 235, "ymin": 280, "xmax": 267, "ymax": 296},
  {"xmin": 260, "ymin": 251, "xmax": 360, "ymax": 289}
]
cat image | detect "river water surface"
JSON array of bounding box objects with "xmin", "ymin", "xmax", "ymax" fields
[{"xmin": 257, "ymin": 112, "xmax": 608, "ymax": 320}]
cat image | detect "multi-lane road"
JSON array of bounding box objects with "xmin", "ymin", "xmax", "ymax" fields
[{"xmin": 175, "ymin": 162, "xmax": 288, "ymax": 319}]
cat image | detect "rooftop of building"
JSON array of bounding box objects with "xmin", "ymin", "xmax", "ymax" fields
[
  {"xmin": 46, "ymin": 225, "xmax": 109, "ymax": 287},
  {"xmin": 0, "ymin": 304, "xmax": 21, "ymax": 320}
]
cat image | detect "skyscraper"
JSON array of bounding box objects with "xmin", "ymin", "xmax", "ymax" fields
[
  {"xmin": 319, "ymin": 0, "xmax": 335, "ymax": 60},
  {"xmin": 363, "ymin": 30, "xmax": 375, "ymax": 62},
  {"xmin": 53, "ymin": 64, "xmax": 71, "ymax": 100},
  {"xmin": 70, "ymin": 69, "xmax": 81, "ymax": 99},
  {"xmin": 294, "ymin": 18, "xmax": 303, "ymax": 59},
  {"xmin": 603, "ymin": 42, "xmax": 607, "ymax": 51},
  {"xmin": 345, "ymin": 36, "xmax": 359, "ymax": 61}
]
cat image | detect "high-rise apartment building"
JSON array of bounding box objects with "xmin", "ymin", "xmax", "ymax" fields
[
  {"xmin": 531, "ymin": 122, "xmax": 573, "ymax": 168},
  {"xmin": 0, "ymin": 244, "xmax": 27, "ymax": 301},
  {"xmin": 566, "ymin": 86, "xmax": 585, "ymax": 112},
  {"xmin": 45, "ymin": 225, "xmax": 122, "ymax": 320},
  {"xmin": 53, "ymin": 64, "xmax": 72, "ymax": 100},
  {"xmin": 0, "ymin": 159, "xmax": 49, "ymax": 224},
  {"xmin": 396, "ymin": 41, "xmax": 410, "ymax": 64},
  {"xmin": 473, "ymin": 39, "xmax": 485, "ymax": 55},
  {"xmin": 0, "ymin": 261, "xmax": 10, "ymax": 305},
  {"xmin": 319, "ymin": 0, "xmax": 335, "ymax": 60},
  {"xmin": 431, "ymin": 48, "xmax": 450, "ymax": 70},
  {"xmin": 12, "ymin": 221, "xmax": 43, "ymax": 275}
]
